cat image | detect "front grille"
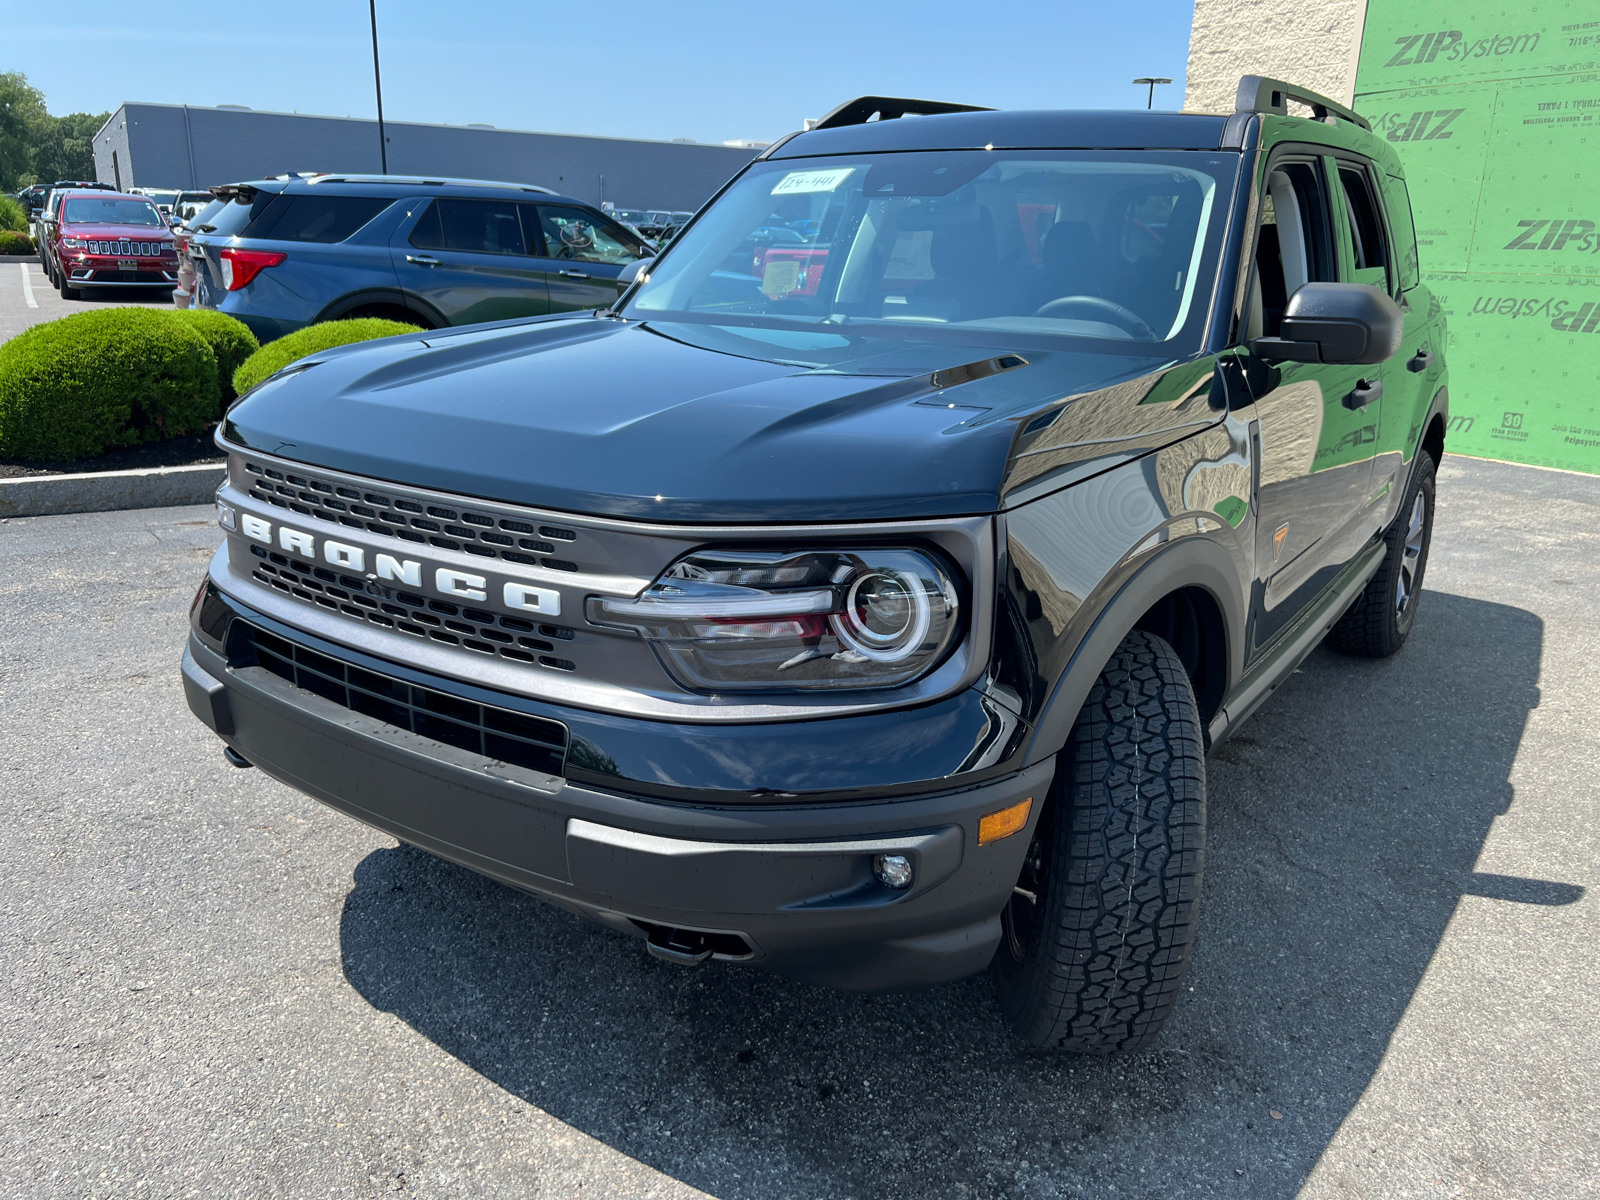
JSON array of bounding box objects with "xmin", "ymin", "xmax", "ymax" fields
[
  {"xmin": 241, "ymin": 460, "xmax": 579, "ymax": 572},
  {"xmin": 231, "ymin": 621, "xmax": 568, "ymax": 776},
  {"xmin": 86, "ymin": 239, "xmax": 168, "ymax": 256},
  {"xmin": 245, "ymin": 544, "xmax": 578, "ymax": 673}
]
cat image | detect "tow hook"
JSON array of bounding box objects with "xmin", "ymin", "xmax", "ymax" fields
[{"xmin": 645, "ymin": 926, "xmax": 715, "ymax": 967}]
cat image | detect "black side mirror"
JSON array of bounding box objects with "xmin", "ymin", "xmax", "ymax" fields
[
  {"xmin": 1252, "ymin": 282, "xmax": 1403, "ymax": 365},
  {"xmin": 617, "ymin": 257, "xmax": 655, "ymax": 286}
]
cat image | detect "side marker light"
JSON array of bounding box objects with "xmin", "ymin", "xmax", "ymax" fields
[{"xmin": 978, "ymin": 797, "xmax": 1033, "ymax": 846}]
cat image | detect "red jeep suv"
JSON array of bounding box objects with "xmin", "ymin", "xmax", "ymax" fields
[{"xmin": 43, "ymin": 190, "xmax": 179, "ymax": 300}]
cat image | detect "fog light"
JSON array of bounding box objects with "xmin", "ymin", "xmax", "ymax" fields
[
  {"xmin": 216, "ymin": 499, "xmax": 237, "ymax": 531},
  {"xmin": 874, "ymin": 853, "xmax": 913, "ymax": 890}
]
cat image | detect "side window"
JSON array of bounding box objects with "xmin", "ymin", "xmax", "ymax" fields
[
  {"xmin": 1336, "ymin": 164, "xmax": 1390, "ymax": 290},
  {"xmin": 535, "ymin": 206, "xmax": 647, "ymax": 265},
  {"xmin": 437, "ymin": 199, "xmax": 527, "ymax": 256},
  {"xmin": 1384, "ymin": 174, "xmax": 1421, "ymax": 291},
  {"xmin": 407, "ymin": 200, "xmax": 447, "ymax": 250},
  {"xmin": 1246, "ymin": 158, "xmax": 1337, "ymax": 341}
]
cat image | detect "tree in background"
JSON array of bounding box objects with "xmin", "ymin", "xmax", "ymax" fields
[
  {"xmin": 32, "ymin": 112, "xmax": 108, "ymax": 183},
  {"xmin": 0, "ymin": 72, "xmax": 47, "ymax": 192},
  {"xmin": 0, "ymin": 71, "xmax": 110, "ymax": 192}
]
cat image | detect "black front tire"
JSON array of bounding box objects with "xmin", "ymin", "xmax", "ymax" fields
[
  {"xmin": 993, "ymin": 630, "xmax": 1207, "ymax": 1054},
  {"xmin": 56, "ymin": 270, "xmax": 78, "ymax": 301},
  {"xmin": 1327, "ymin": 450, "xmax": 1436, "ymax": 659}
]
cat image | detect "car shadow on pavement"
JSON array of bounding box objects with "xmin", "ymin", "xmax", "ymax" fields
[
  {"xmin": 52, "ymin": 288, "xmax": 174, "ymax": 306},
  {"xmin": 339, "ymin": 591, "xmax": 1573, "ymax": 1199}
]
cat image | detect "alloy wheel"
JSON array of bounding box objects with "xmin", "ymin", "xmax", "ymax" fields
[{"xmin": 1395, "ymin": 491, "xmax": 1427, "ymax": 616}]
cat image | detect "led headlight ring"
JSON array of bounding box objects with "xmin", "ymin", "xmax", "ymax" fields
[{"xmin": 830, "ymin": 569, "xmax": 932, "ymax": 662}]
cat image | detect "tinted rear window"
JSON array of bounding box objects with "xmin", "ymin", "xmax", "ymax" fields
[
  {"xmin": 436, "ymin": 199, "xmax": 527, "ymax": 256},
  {"xmin": 245, "ymin": 195, "xmax": 390, "ymax": 243},
  {"xmin": 1384, "ymin": 175, "xmax": 1421, "ymax": 291},
  {"xmin": 205, "ymin": 196, "xmax": 271, "ymax": 237}
]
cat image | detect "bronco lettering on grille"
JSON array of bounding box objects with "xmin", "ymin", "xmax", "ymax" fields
[{"xmin": 240, "ymin": 516, "xmax": 561, "ymax": 616}]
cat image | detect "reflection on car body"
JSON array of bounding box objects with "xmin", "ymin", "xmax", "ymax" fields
[{"xmin": 189, "ymin": 175, "xmax": 652, "ymax": 342}]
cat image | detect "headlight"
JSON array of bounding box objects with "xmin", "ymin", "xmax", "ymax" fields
[
  {"xmin": 592, "ymin": 547, "xmax": 962, "ymax": 692},
  {"xmin": 62, "ymin": 237, "xmax": 84, "ymax": 249}
]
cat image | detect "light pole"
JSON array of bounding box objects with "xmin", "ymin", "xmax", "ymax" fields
[
  {"xmin": 369, "ymin": 0, "xmax": 387, "ymax": 173},
  {"xmin": 1133, "ymin": 77, "xmax": 1173, "ymax": 109}
]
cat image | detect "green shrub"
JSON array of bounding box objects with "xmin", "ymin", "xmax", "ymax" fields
[
  {"xmin": 0, "ymin": 196, "xmax": 27, "ymax": 234},
  {"xmin": 169, "ymin": 309, "xmax": 258, "ymax": 403},
  {"xmin": 232, "ymin": 317, "xmax": 421, "ymax": 397},
  {"xmin": 0, "ymin": 308, "xmax": 220, "ymax": 461},
  {"xmin": 0, "ymin": 229, "xmax": 33, "ymax": 255}
]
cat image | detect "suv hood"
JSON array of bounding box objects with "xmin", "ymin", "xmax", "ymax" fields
[
  {"xmin": 222, "ymin": 315, "xmax": 1220, "ymax": 522},
  {"xmin": 64, "ymin": 223, "xmax": 172, "ymax": 238}
]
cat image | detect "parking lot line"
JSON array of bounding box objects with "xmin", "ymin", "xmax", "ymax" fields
[{"xmin": 19, "ymin": 261, "xmax": 36, "ymax": 308}]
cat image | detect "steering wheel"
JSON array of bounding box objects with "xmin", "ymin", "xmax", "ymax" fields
[{"xmin": 1032, "ymin": 295, "xmax": 1155, "ymax": 340}]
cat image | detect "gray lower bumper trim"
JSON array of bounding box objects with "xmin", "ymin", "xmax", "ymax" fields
[{"xmin": 566, "ymin": 818, "xmax": 963, "ymax": 913}]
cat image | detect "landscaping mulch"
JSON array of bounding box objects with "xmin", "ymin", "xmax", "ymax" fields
[{"xmin": 0, "ymin": 429, "xmax": 224, "ymax": 479}]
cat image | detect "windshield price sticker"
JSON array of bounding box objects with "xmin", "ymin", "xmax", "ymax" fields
[{"xmin": 771, "ymin": 168, "xmax": 854, "ymax": 195}]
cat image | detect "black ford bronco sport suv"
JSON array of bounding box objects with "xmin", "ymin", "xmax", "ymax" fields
[{"xmin": 184, "ymin": 77, "xmax": 1448, "ymax": 1054}]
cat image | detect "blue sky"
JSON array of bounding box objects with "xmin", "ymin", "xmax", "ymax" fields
[{"xmin": 6, "ymin": 0, "xmax": 1196, "ymax": 144}]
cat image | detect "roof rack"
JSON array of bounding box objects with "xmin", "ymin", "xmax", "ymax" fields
[
  {"xmin": 307, "ymin": 174, "xmax": 558, "ymax": 194},
  {"xmin": 1235, "ymin": 76, "xmax": 1370, "ymax": 131},
  {"xmin": 811, "ymin": 95, "xmax": 993, "ymax": 131}
]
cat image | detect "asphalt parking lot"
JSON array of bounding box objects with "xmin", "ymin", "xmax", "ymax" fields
[
  {"xmin": 0, "ymin": 257, "xmax": 169, "ymax": 343},
  {"xmin": 1, "ymin": 454, "xmax": 1595, "ymax": 1199}
]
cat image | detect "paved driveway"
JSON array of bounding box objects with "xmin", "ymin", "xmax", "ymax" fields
[
  {"xmin": 1, "ymin": 456, "xmax": 1595, "ymax": 1198},
  {"xmin": 0, "ymin": 258, "xmax": 170, "ymax": 343}
]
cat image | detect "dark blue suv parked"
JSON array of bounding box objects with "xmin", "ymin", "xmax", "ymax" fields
[{"xmin": 192, "ymin": 175, "xmax": 654, "ymax": 342}]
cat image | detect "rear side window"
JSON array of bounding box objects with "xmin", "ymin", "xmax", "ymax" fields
[
  {"xmin": 1384, "ymin": 175, "xmax": 1421, "ymax": 291},
  {"xmin": 434, "ymin": 199, "xmax": 527, "ymax": 256},
  {"xmin": 1337, "ymin": 165, "xmax": 1390, "ymax": 288},
  {"xmin": 408, "ymin": 201, "xmax": 446, "ymax": 250},
  {"xmin": 245, "ymin": 195, "xmax": 390, "ymax": 243}
]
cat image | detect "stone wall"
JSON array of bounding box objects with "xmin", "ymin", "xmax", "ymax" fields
[{"xmin": 1184, "ymin": 0, "xmax": 1369, "ymax": 113}]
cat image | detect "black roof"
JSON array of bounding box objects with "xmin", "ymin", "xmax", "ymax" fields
[{"xmin": 768, "ymin": 110, "xmax": 1233, "ymax": 158}]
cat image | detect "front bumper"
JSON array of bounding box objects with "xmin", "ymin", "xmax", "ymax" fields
[
  {"xmin": 66, "ymin": 261, "xmax": 178, "ymax": 286},
  {"xmin": 183, "ymin": 600, "xmax": 1052, "ymax": 990}
]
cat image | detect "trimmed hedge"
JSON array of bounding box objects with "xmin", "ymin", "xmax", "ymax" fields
[
  {"xmin": 0, "ymin": 229, "xmax": 33, "ymax": 255},
  {"xmin": 170, "ymin": 309, "xmax": 258, "ymax": 403},
  {"xmin": 0, "ymin": 196, "xmax": 27, "ymax": 234},
  {"xmin": 0, "ymin": 308, "xmax": 220, "ymax": 461},
  {"xmin": 232, "ymin": 317, "xmax": 422, "ymax": 397}
]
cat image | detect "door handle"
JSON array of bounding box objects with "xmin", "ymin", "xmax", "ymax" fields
[
  {"xmin": 559, "ymin": 269, "xmax": 590, "ymax": 279},
  {"xmin": 1343, "ymin": 378, "xmax": 1383, "ymax": 410},
  {"xmin": 405, "ymin": 254, "xmax": 440, "ymax": 266},
  {"xmin": 1407, "ymin": 348, "xmax": 1433, "ymax": 373}
]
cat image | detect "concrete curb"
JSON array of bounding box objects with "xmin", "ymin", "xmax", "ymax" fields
[{"xmin": 0, "ymin": 461, "xmax": 225, "ymax": 518}]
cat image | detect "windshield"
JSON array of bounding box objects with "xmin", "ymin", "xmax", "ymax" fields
[
  {"xmin": 626, "ymin": 149, "xmax": 1237, "ymax": 353},
  {"xmin": 64, "ymin": 197, "xmax": 164, "ymax": 226}
]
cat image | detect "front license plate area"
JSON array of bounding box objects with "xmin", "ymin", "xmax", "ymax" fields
[{"xmin": 117, "ymin": 259, "xmax": 138, "ymax": 271}]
